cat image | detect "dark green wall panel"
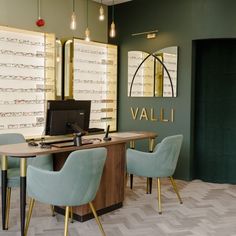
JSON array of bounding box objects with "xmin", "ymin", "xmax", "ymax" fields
[
  {"xmin": 195, "ymin": 39, "xmax": 236, "ymax": 183},
  {"xmin": 109, "ymin": 0, "xmax": 236, "ymax": 180}
]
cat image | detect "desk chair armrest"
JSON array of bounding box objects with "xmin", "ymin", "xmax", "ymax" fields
[
  {"xmin": 126, "ymin": 148, "xmax": 159, "ymax": 177},
  {"xmin": 27, "ymin": 165, "xmax": 66, "ymax": 205}
]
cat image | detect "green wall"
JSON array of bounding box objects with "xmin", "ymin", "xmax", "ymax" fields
[
  {"xmin": 0, "ymin": 0, "xmax": 108, "ymax": 42},
  {"xmin": 194, "ymin": 39, "xmax": 236, "ymax": 183},
  {"xmin": 109, "ymin": 0, "xmax": 236, "ymax": 180}
]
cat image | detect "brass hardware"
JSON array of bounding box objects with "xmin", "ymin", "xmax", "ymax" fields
[
  {"xmin": 129, "ymin": 140, "xmax": 135, "ymax": 149},
  {"xmin": 131, "ymin": 107, "xmax": 176, "ymax": 122},
  {"xmin": 170, "ymin": 176, "xmax": 183, "ymax": 204},
  {"xmin": 160, "ymin": 108, "xmax": 169, "ymax": 122},
  {"xmin": 89, "ymin": 202, "xmax": 106, "ymax": 236},
  {"xmin": 131, "ymin": 29, "xmax": 158, "ymax": 37},
  {"xmin": 20, "ymin": 158, "xmax": 27, "ymax": 177},
  {"xmin": 139, "ymin": 108, "xmax": 148, "ymax": 120},
  {"xmin": 147, "ymin": 33, "xmax": 156, "ymax": 39},
  {"xmin": 25, "ymin": 198, "xmax": 35, "ymax": 236},
  {"xmin": 1, "ymin": 155, "xmax": 8, "ymax": 170},
  {"xmin": 70, "ymin": 207, "xmax": 74, "ymax": 223},
  {"xmin": 149, "ymin": 138, "xmax": 155, "ymax": 152},
  {"xmin": 64, "ymin": 206, "xmax": 70, "ymax": 236},
  {"xmin": 5, "ymin": 187, "xmax": 11, "ymax": 229},
  {"xmin": 157, "ymin": 178, "xmax": 162, "ymax": 214},
  {"xmin": 171, "ymin": 108, "xmax": 175, "ymax": 122},
  {"xmin": 150, "ymin": 108, "xmax": 158, "ymax": 121},
  {"xmin": 130, "ymin": 107, "xmax": 139, "ymax": 120}
]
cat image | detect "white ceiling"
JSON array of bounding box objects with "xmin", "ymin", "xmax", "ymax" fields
[{"xmin": 92, "ymin": 0, "xmax": 132, "ymax": 6}]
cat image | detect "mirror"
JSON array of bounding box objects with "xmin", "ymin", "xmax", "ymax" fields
[{"xmin": 128, "ymin": 46, "xmax": 178, "ymax": 97}]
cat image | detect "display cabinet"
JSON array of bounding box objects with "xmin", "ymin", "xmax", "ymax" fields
[
  {"xmin": 0, "ymin": 26, "xmax": 56, "ymax": 137},
  {"xmin": 64, "ymin": 38, "xmax": 118, "ymax": 131}
]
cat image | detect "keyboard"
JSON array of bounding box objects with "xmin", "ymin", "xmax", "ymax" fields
[
  {"xmin": 43, "ymin": 137, "xmax": 73, "ymax": 145},
  {"xmin": 50, "ymin": 139, "xmax": 94, "ymax": 148},
  {"xmin": 88, "ymin": 128, "xmax": 104, "ymax": 133}
]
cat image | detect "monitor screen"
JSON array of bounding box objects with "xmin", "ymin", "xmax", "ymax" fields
[{"xmin": 45, "ymin": 100, "xmax": 91, "ymax": 136}]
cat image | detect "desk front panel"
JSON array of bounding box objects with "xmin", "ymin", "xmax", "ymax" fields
[{"xmin": 53, "ymin": 142, "xmax": 126, "ymax": 220}]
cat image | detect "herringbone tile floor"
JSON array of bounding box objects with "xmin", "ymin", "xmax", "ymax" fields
[{"xmin": 1, "ymin": 177, "xmax": 236, "ymax": 235}]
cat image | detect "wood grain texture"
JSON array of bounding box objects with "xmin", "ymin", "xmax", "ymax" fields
[
  {"xmin": 0, "ymin": 132, "xmax": 157, "ymax": 157},
  {"xmin": 53, "ymin": 143, "xmax": 126, "ymax": 217}
]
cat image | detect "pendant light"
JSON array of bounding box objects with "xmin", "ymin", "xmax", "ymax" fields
[
  {"xmin": 36, "ymin": 0, "xmax": 45, "ymax": 27},
  {"xmin": 109, "ymin": 0, "xmax": 116, "ymax": 38},
  {"xmin": 99, "ymin": 0, "xmax": 105, "ymax": 21},
  {"xmin": 70, "ymin": 0, "xmax": 77, "ymax": 30},
  {"xmin": 85, "ymin": 0, "xmax": 90, "ymax": 41}
]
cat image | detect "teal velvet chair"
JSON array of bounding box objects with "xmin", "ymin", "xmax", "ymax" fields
[
  {"xmin": 126, "ymin": 134, "xmax": 183, "ymax": 214},
  {"xmin": 25, "ymin": 147, "xmax": 107, "ymax": 236},
  {"xmin": 0, "ymin": 133, "xmax": 53, "ymax": 229}
]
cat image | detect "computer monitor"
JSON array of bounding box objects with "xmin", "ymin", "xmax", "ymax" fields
[{"xmin": 45, "ymin": 100, "xmax": 91, "ymax": 136}]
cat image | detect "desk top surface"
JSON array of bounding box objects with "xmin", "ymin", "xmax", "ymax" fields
[{"xmin": 0, "ymin": 131, "xmax": 157, "ymax": 157}]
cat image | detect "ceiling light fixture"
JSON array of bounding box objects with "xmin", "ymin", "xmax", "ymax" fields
[
  {"xmin": 70, "ymin": 0, "xmax": 77, "ymax": 30},
  {"xmin": 36, "ymin": 0, "xmax": 45, "ymax": 27},
  {"xmin": 99, "ymin": 0, "xmax": 105, "ymax": 21},
  {"xmin": 85, "ymin": 0, "xmax": 90, "ymax": 42},
  {"xmin": 109, "ymin": 0, "xmax": 116, "ymax": 38}
]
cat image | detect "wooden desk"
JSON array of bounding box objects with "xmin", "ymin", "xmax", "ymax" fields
[{"xmin": 0, "ymin": 131, "xmax": 157, "ymax": 236}]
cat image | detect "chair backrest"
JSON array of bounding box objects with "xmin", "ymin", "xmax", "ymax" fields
[
  {"xmin": 0, "ymin": 133, "xmax": 25, "ymax": 168},
  {"xmin": 58, "ymin": 147, "xmax": 107, "ymax": 206},
  {"xmin": 154, "ymin": 134, "xmax": 183, "ymax": 177}
]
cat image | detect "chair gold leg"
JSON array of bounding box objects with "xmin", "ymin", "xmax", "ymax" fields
[
  {"xmin": 170, "ymin": 176, "xmax": 183, "ymax": 204},
  {"xmin": 89, "ymin": 202, "xmax": 106, "ymax": 236},
  {"xmin": 64, "ymin": 206, "xmax": 70, "ymax": 236},
  {"xmin": 157, "ymin": 178, "xmax": 162, "ymax": 214},
  {"xmin": 25, "ymin": 198, "xmax": 35, "ymax": 236},
  {"xmin": 5, "ymin": 187, "xmax": 11, "ymax": 230},
  {"xmin": 50, "ymin": 205, "xmax": 55, "ymax": 216},
  {"xmin": 70, "ymin": 207, "xmax": 74, "ymax": 223}
]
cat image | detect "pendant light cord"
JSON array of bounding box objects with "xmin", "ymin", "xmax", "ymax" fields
[
  {"xmin": 112, "ymin": 0, "xmax": 114, "ymax": 21},
  {"xmin": 72, "ymin": 0, "xmax": 75, "ymax": 12},
  {"xmin": 38, "ymin": 0, "xmax": 41, "ymax": 19},
  {"xmin": 87, "ymin": 0, "xmax": 89, "ymax": 28}
]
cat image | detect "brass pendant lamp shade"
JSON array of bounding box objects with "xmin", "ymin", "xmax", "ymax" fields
[
  {"xmin": 70, "ymin": 0, "xmax": 77, "ymax": 30},
  {"xmin": 85, "ymin": 0, "xmax": 90, "ymax": 41},
  {"xmin": 99, "ymin": 0, "xmax": 105, "ymax": 21},
  {"xmin": 109, "ymin": 0, "xmax": 116, "ymax": 38}
]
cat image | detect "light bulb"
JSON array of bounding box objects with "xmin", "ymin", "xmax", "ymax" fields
[
  {"xmin": 99, "ymin": 5, "xmax": 105, "ymax": 21},
  {"xmin": 85, "ymin": 28, "xmax": 90, "ymax": 42},
  {"xmin": 109, "ymin": 21, "xmax": 116, "ymax": 38},
  {"xmin": 70, "ymin": 12, "xmax": 76, "ymax": 30}
]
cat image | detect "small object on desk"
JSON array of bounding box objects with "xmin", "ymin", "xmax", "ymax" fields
[
  {"xmin": 50, "ymin": 139, "xmax": 94, "ymax": 148},
  {"xmin": 50, "ymin": 142, "xmax": 75, "ymax": 148},
  {"xmin": 74, "ymin": 133, "xmax": 82, "ymax": 146},
  {"xmin": 103, "ymin": 125, "xmax": 111, "ymax": 141},
  {"xmin": 39, "ymin": 143, "xmax": 51, "ymax": 149},
  {"xmin": 28, "ymin": 141, "xmax": 38, "ymax": 147},
  {"xmin": 43, "ymin": 137, "xmax": 73, "ymax": 145}
]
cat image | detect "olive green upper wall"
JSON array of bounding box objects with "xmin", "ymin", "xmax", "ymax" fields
[
  {"xmin": 0, "ymin": 0, "xmax": 108, "ymax": 42},
  {"xmin": 109, "ymin": 0, "xmax": 236, "ymax": 180}
]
